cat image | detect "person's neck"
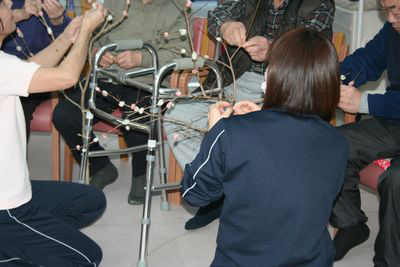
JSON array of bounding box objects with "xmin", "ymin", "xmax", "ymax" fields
[{"xmin": 273, "ymin": 0, "xmax": 284, "ymax": 9}]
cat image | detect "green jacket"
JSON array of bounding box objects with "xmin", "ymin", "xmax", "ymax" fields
[{"xmin": 97, "ymin": 0, "xmax": 190, "ymax": 83}]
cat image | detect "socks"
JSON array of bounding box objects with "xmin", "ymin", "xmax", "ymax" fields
[
  {"xmin": 89, "ymin": 162, "xmax": 118, "ymax": 190},
  {"xmin": 185, "ymin": 196, "xmax": 224, "ymax": 230},
  {"xmin": 334, "ymin": 222, "xmax": 370, "ymax": 261},
  {"xmin": 128, "ymin": 174, "xmax": 146, "ymax": 205}
]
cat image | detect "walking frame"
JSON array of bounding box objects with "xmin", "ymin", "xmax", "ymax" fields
[{"xmin": 77, "ymin": 40, "xmax": 223, "ymax": 267}]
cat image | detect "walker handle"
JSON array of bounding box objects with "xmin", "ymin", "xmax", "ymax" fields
[
  {"xmin": 174, "ymin": 58, "xmax": 205, "ymax": 70},
  {"xmin": 115, "ymin": 40, "xmax": 144, "ymax": 51}
]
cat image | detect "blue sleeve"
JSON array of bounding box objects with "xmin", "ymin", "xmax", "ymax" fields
[
  {"xmin": 181, "ymin": 120, "xmax": 226, "ymax": 207},
  {"xmin": 340, "ymin": 23, "xmax": 389, "ymax": 88},
  {"xmin": 367, "ymin": 91, "xmax": 400, "ymax": 119}
]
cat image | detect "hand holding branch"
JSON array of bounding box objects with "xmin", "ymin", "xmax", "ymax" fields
[
  {"xmin": 242, "ymin": 36, "xmax": 270, "ymax": 62},
  {"xmin": 220, "ymin": 21, "xmax": 247, "ymax": 47},
  {"xmin": 233, "ymin": 100, "xmax": 261, "ymax": 115},
  {"xmin": 338, "ymin": 81, "xmax": 362, "ymax": 114},
  {"xmin": 208, "ymin": 101, "xmax": 232, "ymax": 130},
  {"xmin": 115, "ymin": 50, "xmax": 142, "ymax": 69}
]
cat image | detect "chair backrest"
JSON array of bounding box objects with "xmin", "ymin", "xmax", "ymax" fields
[
  {"xmin": 330, "ymin": 32, "xmax": 350, "ymax": 126},
  {"xmin": 192, "ymin": 17, "xmax": 216, "ymax": 59},
  {"xmin": 66, "ymin": 0, "xmax": 91, "ymax": 17},
  {"xmin": 170, "ymin": 17, "xmax": 217, "ymax": 93},
  {"xmin": 332, "ymin": 33, "xmax": 357, "ymax": 124},
  {"xmin": 332, "ymin": 32, "xmax": 349, "ymax": 63}
]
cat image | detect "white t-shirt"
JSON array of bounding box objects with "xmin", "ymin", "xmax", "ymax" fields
[{"xmin": 0, "ymin": 51, "xmax": 40, "ymax": 210}]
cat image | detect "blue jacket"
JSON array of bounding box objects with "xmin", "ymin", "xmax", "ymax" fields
[
  {"xmin": 182, "ymin": 109, "xmax": 348, "ymax": 267},
  {"xmin": 341, "ymin": 22, "xmax": 400, "ymax": 119},
  {"xmin": 2, "ymin": 0, "xmax": 70, "ymax": 59}
]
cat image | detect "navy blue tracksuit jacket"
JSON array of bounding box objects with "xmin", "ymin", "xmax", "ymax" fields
[{"xmin": 182, "ymin": 109, "xmax": 348, "ymax": 267}]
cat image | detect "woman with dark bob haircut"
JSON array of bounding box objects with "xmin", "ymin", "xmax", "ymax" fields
[{"xmin": 181, "ymin": 28, "xmax": 348, "ymax": 267}]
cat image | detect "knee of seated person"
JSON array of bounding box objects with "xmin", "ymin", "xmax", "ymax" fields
[{"xmin": 52, "ymin": 99, "xmax": 78, "ymax": 127}]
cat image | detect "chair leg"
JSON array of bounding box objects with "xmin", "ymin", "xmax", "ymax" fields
[
  {"xmin": 118, "ymin": 135, "xmax": 129, "ymax": 161},
  {"xmin": 51, "ymin": 126, "xmax": 60, "ymax": 181},
  {"xmin": 167, "ymin": 149, "xmax": 183, "ymax": 206},
  {"xmin": 64, "ymin": 144, "xmax": 74, "ymax": 182}
]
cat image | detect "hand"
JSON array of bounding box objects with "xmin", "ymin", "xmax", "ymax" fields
[
  {"xmin": 233, "ymin": 101, "xmax": 261, "ymax": 115},
  {"xmin": 62, "ymin": 16, "xmax": 82, "ymax": 43},
  {"xmin": 92, "ymin": 48, "xmax": 116, "ymax": 67},
  {"xmin": 23, "ymin": 0, "xmax": 43, "ymax": 18},
  {"xmin": 220, "ymin": 21, "xmax": 247, "ymax": 47},
  {"xmin": 43, "ymin": 0, "xmax": 65, "ymax": 25},
  {"xmin": 115, "ymin": 51, "xmax": 142, "ymax": 70},
  {"xmin": 208, "ymin": 101, "xmax": 232, "ymax": 130},
  {"xmin": 242, "ymin": 36, "xmax": 270, "ymax": 62},
  {"xmin": 81, "ymin": 2, "xmax": 106, "ymax": 33},
  {"xmin": 338, "ymin": 82, "xmax": 362, "ymax": 114}
]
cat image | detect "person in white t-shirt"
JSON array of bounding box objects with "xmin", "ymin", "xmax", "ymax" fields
[{"xmin": 0, "ymin": 0, "xmax": 107, "ymax": 266}]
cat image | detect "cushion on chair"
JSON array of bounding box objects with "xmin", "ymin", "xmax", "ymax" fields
[
  {"xmin": 30, "ymin": 99, "xmax": 53, "ymax": 132},
  {"xmin": 93, "ymin": 109, "xmax": 122, "ymax": 134},
  {"xmin": 359, "ymin": 162, "xmax": 386, "ymax": 191}
]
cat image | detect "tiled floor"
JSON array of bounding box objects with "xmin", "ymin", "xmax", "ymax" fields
[{"xmin": 28, "ymin": 133, "xmax": 379, "ymax": 267}]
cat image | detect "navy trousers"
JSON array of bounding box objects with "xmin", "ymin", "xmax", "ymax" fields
[{"xmin": 0, "ymin": 181, "xmax": 106, "ymax": 266}]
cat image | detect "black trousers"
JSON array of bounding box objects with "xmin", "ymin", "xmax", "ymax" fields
[
  {"xmin": 21, "ymin": 93, "xmax": 51, "ymax": 141},
  {"xmin": 53, "ymin": 81, "xmax": 150, "ymax": 177},
  {"xmin": 330, "ymin": 118, "xmax": 400, "ymax": 267},
  {"xmin": 0, "ymin": 181, "xmax": 106, "ymax": 266}
]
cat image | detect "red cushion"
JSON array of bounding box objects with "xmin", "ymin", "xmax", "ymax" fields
[
  {"xmin": 93, "ymin": 109, "xmax": 122, "ymax": 134},
  {"xmin": 359, "ymin": 163, "xmax": 383, "ymax": 191},
  {"xmin": 30, "ymin": 99, "xmax": 53, "ymax": 132}
]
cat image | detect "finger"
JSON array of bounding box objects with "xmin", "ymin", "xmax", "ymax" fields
[
  {"xmin": 48, "ymin": 0, "xmax": 62, "ymax": 7},
  {"xmin": 42, "ymin": 3, "xmax": 51, "ymax": 13},
  {"xmin": 349, "ymin": 81, "xmax": 355, "ymax": 86},
  {"xmin": 234, "ymin": 100, "xmax": 253, "ymax": 107},
  {"xmin": 216, "ymin": 101, "xmax": 231, "ymax": 107},
  {"xmin": 44, "ymin": 0, "xmax": 57, "ymax": 9},
  {"xmin": 101, "ymin": 55, "xmax": 114, "ymax": 65},
  {"xmin": 242, "ymin": 37, "xmax": 258, "ymax": 49},
  {"xmin": 232, "ymin": 28, "xmax": 244, "ymax": 46},
  {"xmin": 222, "ymin": 107, "xmax": 233, "ymax": 117},
  {"xmin": 238, "ymin": 26, "xmax": 246, "ymax": 45},
  {"xmin": 116, "ymin": 57, "xmax": 126, "ymax": 66},
  {"xmin": 215, "ymin": 101, "xmax": 231, "ymax": 112},
  {"xmin": 103, "ymin": 54, "xmax": 115, "ymax": 63},
  {"xmin": 100, "ymin": 61, "xmax": 110, "ymax": 67},
  {"xmin": 244, "ymin": 45, "xmax": 259, "ymax": 54},
  {"xmin": 115, "ymin": 51, "xmax": 128, "ymax": 61},
  {"xmin": 209, "ymin": 103, "xmax": 216, "ymax": 112}
]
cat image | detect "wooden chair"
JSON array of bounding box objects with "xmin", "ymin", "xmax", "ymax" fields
[
  {"xmin": 335, "ymin": 32, "xmax": 381, "ymax": 193},
  {"xmin": 343, "ymin": 115, "xmax": 383, "ymax": 192},
  {"xmin": 63, "ymin": 0, "xmax": 129, "ymax": 181},
  {"xmin": 167, "ymin": 17, "xmax": 217, "ymax": 205},
  {"xmin": 63, "ymin": 110, "xmax": 128, "ymax": 181},
  {"xmin": 31, "ymin": 93, "xmax": 61, "ymax": 180},
  {"xmin": 29, "ymin": 0, "xmax": 93, "ymax": 181}
]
